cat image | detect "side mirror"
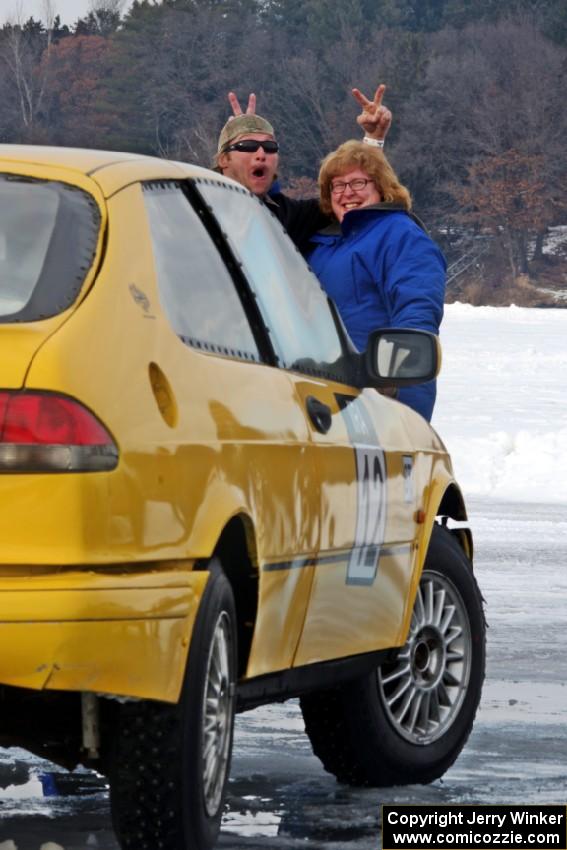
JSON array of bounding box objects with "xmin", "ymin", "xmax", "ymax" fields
[{"xmin": 365, "ymin": 328, "xmax": 440, "ymax": 386}]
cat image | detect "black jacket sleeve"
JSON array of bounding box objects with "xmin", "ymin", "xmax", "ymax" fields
[{"xmin": 265, "ymin": 193, "xmax": 330, "ymax": 255}]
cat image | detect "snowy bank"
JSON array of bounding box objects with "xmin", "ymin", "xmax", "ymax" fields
[{"xmin": 434, "ymin": 303, "xmax": 567, "ymax": 503}]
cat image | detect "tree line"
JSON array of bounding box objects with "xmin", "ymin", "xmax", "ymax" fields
[{"xmin": 1, "ymin": 0, "xmax": 566, "ymax": 304}]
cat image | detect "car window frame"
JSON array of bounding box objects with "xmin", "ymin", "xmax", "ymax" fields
[
  {"xmin": 142, "ymin": 179, "xmax": 277, "ymax": 367},
  {"xmin": 189, "ymin": 177, "xmax": 360, "ymax": 387},
  {"xmin": 0, "ymin": 173, "xmax": 102, "ymax": 324}
]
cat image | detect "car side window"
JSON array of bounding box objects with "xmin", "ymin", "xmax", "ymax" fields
[
  {"xmin": 0, "ymin": 175, "xmax": 100, "ymax": 323},
  {"xmin": 143, "ymin": 182, "xmax": 260, "ymax": 362},
  {"xmin": 195, "ymin": 180, "xmax": 350, "ymax": 382}
]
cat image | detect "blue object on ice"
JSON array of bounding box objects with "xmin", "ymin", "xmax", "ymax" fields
[{"xmin": 39, "ymin": 771, "xmax": 59, "ymax": 796}]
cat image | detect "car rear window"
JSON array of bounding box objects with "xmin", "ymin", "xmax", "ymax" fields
[{"xmin": 0, "ymin": 174, "xmax": 101, "ymax": 322}]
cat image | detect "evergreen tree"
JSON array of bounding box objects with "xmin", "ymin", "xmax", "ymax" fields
[{"xmin": 75, "ymin": 10, "xmax": 122, "ymax": 36}]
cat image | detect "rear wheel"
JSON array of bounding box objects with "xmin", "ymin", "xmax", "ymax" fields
[
  {"xmin": 300, "ymin": 524, "xmax": 485, "ymax": 786},
  {"xmin": 109, "ymin": 560, "xmax": 237, "ymax": 850}
]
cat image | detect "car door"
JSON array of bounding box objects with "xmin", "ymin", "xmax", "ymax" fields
[
  {"xmin": 142, "ymin": 180, "xmax": 319, "ymax": 677},
  {"xmin": 292, "ymin": 380, "xmax": 422, "ymax": 665},
  {"xmin": 196, "ymin": 179, "xmax": 422, "ymax": 666}
]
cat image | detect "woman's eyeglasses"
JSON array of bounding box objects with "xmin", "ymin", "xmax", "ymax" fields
[
  {"xmin": 223, "ymin": 140, "xmax": 279, "ymax": 154},
  {"xmin": 330, "ymin": 178, "xmax": 374, "ymax": 194}
]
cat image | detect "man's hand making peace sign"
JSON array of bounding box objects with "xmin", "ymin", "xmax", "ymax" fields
[{"xmin": 227, "ymin": 91, "xmax": 256, "ymax": 119}]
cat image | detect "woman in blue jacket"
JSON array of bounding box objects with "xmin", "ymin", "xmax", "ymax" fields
[{"xmin": 308, "ymin": 140, "xmax": 446, "ymax": 422}]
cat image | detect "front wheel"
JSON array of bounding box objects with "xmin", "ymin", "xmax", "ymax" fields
[
  {"xmin": 300, "ymin": 524, "xmax": 485, "ymax": 786},
  {"xmin": 109, "ymin": 560, "xmax": 237, "ymax": 850}
]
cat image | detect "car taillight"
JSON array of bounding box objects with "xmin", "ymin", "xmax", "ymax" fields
[{"xmin": 0, "ymin": 391, "xmax": 118, "ymax": 472}]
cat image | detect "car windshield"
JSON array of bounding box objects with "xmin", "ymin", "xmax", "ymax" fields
[{"xmin": 0, "ymin": 175, "xmax": 101, "ymax": 322}]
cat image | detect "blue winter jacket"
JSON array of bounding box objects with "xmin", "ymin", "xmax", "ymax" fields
[{"xmin": 307, "ymin": 205, "xmax": 446, "ymax": 421}]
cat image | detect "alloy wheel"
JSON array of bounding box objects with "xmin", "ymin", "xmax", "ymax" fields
[
  {"xmin": 202, "ymin": 610, "xmax": 234, "ymax": 816},
  {"xmin": 377, "ymin": 569, "xmax": 472, "ymax": 744}
]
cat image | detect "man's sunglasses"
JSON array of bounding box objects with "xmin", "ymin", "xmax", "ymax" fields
[{"xmin": 223, "ymin": 139, "xmax": 279, "ymax": 154}]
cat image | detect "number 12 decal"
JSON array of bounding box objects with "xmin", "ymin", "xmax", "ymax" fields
[{"xmin": 336, "ymin": 395, "xmax": 387, "ymax": 585}]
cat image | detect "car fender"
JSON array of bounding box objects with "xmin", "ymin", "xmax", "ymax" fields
[{"xmin": 397, "ymin": 458, "xmax": 471, "ymax": 647}]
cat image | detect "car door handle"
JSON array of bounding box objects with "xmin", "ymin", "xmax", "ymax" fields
[{"xmin": 305, "ymin": 396, "xmax": 332, "ymax": 434}]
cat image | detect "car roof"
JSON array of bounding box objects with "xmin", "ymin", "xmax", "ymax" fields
[{"xmin": 0, "ymin": 144, "xmax": 227, "ymax": 197}]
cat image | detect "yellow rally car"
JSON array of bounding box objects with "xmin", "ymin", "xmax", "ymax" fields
[{"xmin": 0, "ymin": 145, "xmax": 485, "ymax": 849}]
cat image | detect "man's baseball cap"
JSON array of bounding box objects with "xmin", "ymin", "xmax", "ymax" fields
[{"xmin": 217, "ymin": 114, "xmax": 275, "ymax": 154}]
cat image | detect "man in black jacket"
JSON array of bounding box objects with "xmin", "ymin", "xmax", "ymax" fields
[{"xmin": 214, "ymin": 85, "xmax": 391, "ymax": 254}]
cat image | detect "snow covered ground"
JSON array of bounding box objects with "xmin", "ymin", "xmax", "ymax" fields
[{"xmin": 434, "ymin": 302, "xmax": 567, "ymax": 503}]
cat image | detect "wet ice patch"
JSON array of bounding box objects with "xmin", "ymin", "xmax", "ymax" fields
[
  {"xmin": 0, "ymin": 774, "xmax": 43, "ymax": 798},
  {"xmin": 222, "ymin": 807, "xmax": 282, "ymax": 837},
  {"xmin": 480, "ymin": 680, "xmax": 567, "ymax": 724},
  {"xmin": 233, "ymin": 700, "xmax": 308, "ymax": 755}
]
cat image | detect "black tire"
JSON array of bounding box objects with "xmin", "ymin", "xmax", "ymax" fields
[
  {"xmin": 109, "ymin": 560, "xmax": 237, "ymax": 850},
  {"xmin": 300, "ymin": 524, "xmax": 485, "ymax": 787}
]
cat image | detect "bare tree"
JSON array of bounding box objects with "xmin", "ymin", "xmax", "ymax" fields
[{"xmin": 0, "ymin": 0, "xmax": 56, "ymax": 140}]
